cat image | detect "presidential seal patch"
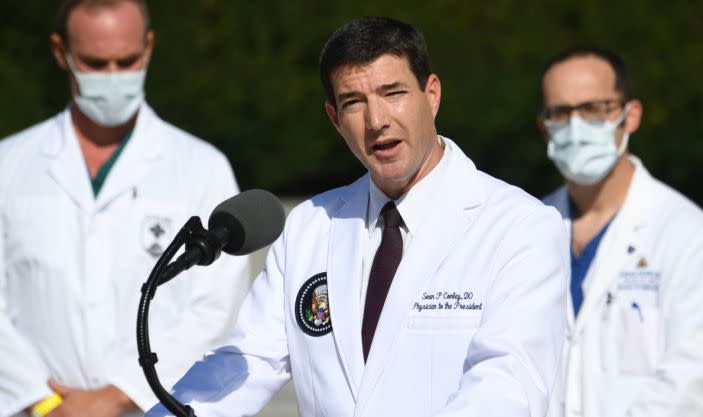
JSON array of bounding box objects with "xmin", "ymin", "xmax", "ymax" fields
[{"xmin": 295, "ymin": 273, "xmax": 332, "ymax": 336}]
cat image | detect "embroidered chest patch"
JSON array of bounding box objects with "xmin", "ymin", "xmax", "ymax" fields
[
  {"xmin": 295, "ymin": 273, "xmax": 332, "ymax": 336},
  {"xmin": 141, "ymin": 215, "xmax": 173, "ymax": 258}
]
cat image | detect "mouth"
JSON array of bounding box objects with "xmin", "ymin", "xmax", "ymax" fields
[{"xmin": 372, "ymin": 139, "xmax": 402, "ymax": 152}]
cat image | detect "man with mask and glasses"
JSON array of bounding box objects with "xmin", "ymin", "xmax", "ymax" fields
[
  {"xmin": 538, "ymin": 47, "xmax": 703, "ymax": 417},
  {"xmin": 0, "ymin": 1, "xmax": 250, "ymax": 416}
]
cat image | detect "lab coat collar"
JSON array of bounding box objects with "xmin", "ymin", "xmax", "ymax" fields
[
  {"xmin": 94, "ymin": 103, "xmax": 165, "ymax": 209},
  {"xmin": 367, "ymin": 136, "xmax": 451, "ymax": 238},
  {"xmin": 44, "ymin": 107, "xmax": 95, "ymax": 211},
  {"xmin": 43, "ymin": 103, "xmax": 166, "ymax": 212},
  {"xmin": 326, "ymin": 174, "xmax": 369, "ymax": 402},
  {"xmin": 354, "ymin": 138, "xmax": 484, "ymax": 415}
]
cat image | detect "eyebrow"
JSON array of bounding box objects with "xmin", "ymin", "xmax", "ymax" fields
[
  {"xmin": 336, "ymin": 82, "xmax": 409, "ymax": 102},
  {"xmin": 377, "ymin": 82, "xmax": 407, "ymax": 93},
  {"xmin": 336, "ymin": 91, "xmax": 360, "ymax": 103},
  {"xmin": 77, "ymin": 52, "xmax": 143, "ymax": 64}
]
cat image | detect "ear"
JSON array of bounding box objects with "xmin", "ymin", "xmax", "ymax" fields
[
  {"xmin": 424, "ymin": 74, "xmax": 441, "ymax": 118},
  {"xmin": 325, "ymin": 101, "xmax": 342, "ymax": 133},
  {"xmin": 50, "ymin": 33, "xmax": 68, "ymax": 71},
  {"xmin": 143, "ymin": 30, "xmax": 155, "ymax": 63},
  {"xmin": 536, "ymin": 115, "xmax": 550, "ymax": 144},
  {"xmin": 624, "ymin": 99, "xmax": 643, "ymax": 135}
]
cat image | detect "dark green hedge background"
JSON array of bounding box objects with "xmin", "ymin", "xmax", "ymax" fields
[{"xmin": 2, "ymin": 1, "xmax": 701, "ymax": 204}]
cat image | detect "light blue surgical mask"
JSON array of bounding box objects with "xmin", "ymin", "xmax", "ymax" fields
[
  {"xmin": 66, "ymin": 54, "xmax": 147, "ymax": 127},
  {"xmin": 546, "ymin": 106, "xmax": 629, "ymax": 185}
]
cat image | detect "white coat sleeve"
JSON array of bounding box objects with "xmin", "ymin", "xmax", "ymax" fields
[
  {"xmin": 107, "ymin": 151, "xmax": 252, "ymax": 411},
  {"xmin": 623, "ymin": 226, "xmax": 703, "ymax": 417},
  {"xmin": 145, "ymin": 228, "xmax": 291, "ymax": 417},
  {"xmin": 0, "ymin": 145, "xmax": 53, "ymax": 417},
  {"xmin": 434, "ymin": 205, "xmax": 569, "ymax": 417}
]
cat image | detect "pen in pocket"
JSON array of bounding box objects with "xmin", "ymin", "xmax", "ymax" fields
[{"xmin": 631, "ymin": 301, "xmax": 644, "ymax": 322}]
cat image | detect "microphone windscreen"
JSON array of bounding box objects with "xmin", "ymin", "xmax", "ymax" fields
[{"xmin": 208, "ymin": 189, "xmax": 286, "ymax": 255}]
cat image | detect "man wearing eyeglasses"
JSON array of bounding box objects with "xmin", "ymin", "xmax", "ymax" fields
[{"xmin": 538, "ymin": 47, "xmax": 703, "ymax": 417}]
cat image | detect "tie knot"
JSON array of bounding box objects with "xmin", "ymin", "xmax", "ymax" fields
[{"xmin": 380, "ymin": 201, "xmax": 402, "ymax": 229}]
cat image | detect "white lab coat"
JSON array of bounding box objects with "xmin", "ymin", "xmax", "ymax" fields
[
  {"xmin": 147, "ymin": 138, "xmax": 568, "ymax": 417},
  {"xmin": 544, "ymin": 156, "xmax": 703, "ymax": 417},
  {"xmin": 0, "ymin": 104, "xmax": 251, "ymax": 417}
]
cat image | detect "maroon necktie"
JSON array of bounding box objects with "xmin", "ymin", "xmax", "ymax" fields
[{"xmin": 362, "ymin": 201, "xmax": 403, "ymax": 361}]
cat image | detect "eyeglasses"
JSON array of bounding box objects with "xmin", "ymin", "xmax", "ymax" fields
[{"xmin": 541, "ymin": 99, "xmax": 625, "ymax": 124}]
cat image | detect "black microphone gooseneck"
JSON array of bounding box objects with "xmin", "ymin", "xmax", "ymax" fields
[
  {"xmin": 136, "ymin": 190, "xmax": 286, "ymax": 417},
  {"xmin": 137, "ymin": 216, "xmax": 202, "ymax": 417}
]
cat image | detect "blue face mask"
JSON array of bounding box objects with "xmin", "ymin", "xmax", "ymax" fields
[
  {"xmin": 66, "ymin": 54, "xmax": 147, "ymax": 127},
  {"xmin": 546, "ymin": 106, "xmax": 629, "ymax": 185}
]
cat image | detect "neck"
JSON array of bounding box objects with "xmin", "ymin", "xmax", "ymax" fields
[
  {"xmin": 566, "ymin": 153, "xmax": 635, "ymax": 218},
  {"xmin": 70, "ymin": 103, "xmax": 136, "ymax": 177}
]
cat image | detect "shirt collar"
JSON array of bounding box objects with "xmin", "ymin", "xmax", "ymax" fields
[{"xmin": 367, "ymin": 135, "xmax": 450, "ymax": 236}]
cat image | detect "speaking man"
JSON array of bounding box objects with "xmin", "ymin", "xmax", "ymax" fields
[{"xmin": 147, "ymin": 16, "xmax": 568, "ymax": 417}]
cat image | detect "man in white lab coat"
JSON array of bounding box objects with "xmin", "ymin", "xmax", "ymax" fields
[
  {"xmin": 538, "ymin": 47, "xmax": 703, "ymax": 417},
  {"xmin": 147, "ymin": 17, "xmax": 568, "ymax": 417},
  {"xmin": 0, "ymin": 1, "xmax": 250, "ymax": 416}
]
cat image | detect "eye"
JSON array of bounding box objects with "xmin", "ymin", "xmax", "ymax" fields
[
  {"xmin": 117, "ymin": 56, "xmax": 141, "ymax": 68},
  {"xmin": 580, "ymin": 102, "xmax": 598, "ymax": 113},
  {"xmin": 387, "ymin": 90, "xmax": 407, "ymax": 97},
  {"xmin": 546, "ymin": 106, "xmax": 571, "ymax": 123},
  {"xmin": 81, "ymin": 58, "xmax": 108, "ymax": 70},
  {"xmin": 341, "ymin": 99, "xmax": 362, "ymax": 109}
]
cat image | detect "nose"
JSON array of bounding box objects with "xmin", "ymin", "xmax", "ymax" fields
[
  {"xmin": 106, "ymin": 62, "xmax": 121, "ymax": 72},
  {"xmin": 364, "ymin": 97, "xmax": 390, "ymax": 132}
]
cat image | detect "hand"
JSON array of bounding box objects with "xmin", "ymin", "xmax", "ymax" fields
[{"xmin": 44, "ymin": 379, "xmax": 137, "ymax": 417}]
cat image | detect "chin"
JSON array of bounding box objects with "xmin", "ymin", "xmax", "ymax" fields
[{"xmin": 371, "ymin": 169, "xmax": 413, "ymax": 188}]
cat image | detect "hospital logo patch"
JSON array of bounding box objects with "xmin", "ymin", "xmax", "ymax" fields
[
  {"xmin": 141, "ymin": 216, "xmax": 172, "ymax": 258},
  {"xmin": 295, "ymin": 273, "xmax": 332, "ymax": 337}
]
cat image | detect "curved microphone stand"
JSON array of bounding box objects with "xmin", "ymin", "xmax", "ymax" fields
[{"xmin": 137, "ymin": 216, "xmax": 207, "ymax": 417}]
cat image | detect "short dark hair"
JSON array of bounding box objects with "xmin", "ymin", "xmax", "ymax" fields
[
  {"xmin": 540, "ymin": 47, "xmax": 633, "ymax": 104},
  {"xmin": 319, "ymin": 16, "xmax": 432, "ymax": 108},
  {"xmin": 55, "ymin": 0, "xmax": 150, "ymax": 47}
]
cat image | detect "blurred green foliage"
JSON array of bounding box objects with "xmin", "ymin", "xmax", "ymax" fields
[{"xmin": 1, "ymin": 1, "xmax": 701, "ymax": 204}]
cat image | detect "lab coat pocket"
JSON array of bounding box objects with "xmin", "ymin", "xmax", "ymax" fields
[
  {"xmin": 117, "ymin": 199, "xmax": 185, "ymax": 324},
  {"xmin": 617, "ymin": 301, "xmax": 659, "ymax": 374},
  {"xmin": 406, "ymin": 314, "xmax": 481, "ymax": 334},
  {"xmin": 406, "ymin": 315, "xmax": 480, "ymax": 412}
]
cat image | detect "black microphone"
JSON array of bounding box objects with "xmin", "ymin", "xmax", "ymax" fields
[
  {"xmin": 209, "ymin": 189, "xmax": 286, "ymax": 256},
  {"xmin": 160, "ymin": 189, "xmax": 285, "ymax": 283}
]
